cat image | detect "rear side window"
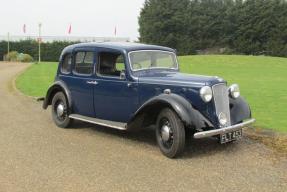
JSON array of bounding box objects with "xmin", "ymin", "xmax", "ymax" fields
[
  {"xmin": 74, "ymin": 52, "xmax": 94, "ymax": 75},
  {"xmin": 61, "ymin": 54, "xmax": 72, "ymax": 74}
]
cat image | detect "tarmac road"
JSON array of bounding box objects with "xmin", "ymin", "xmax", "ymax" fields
[{"xmin": 0, "ymin": 62, "xmax": 286, "ymax": 192}]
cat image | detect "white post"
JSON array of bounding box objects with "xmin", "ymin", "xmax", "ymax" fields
[{"xmin": 38, "ymin": 23, "xmax": 42, "ymax": 63}]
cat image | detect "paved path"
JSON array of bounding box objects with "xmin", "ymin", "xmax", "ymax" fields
[{"xmin": 0, "ymin": 62, "xmax": 286, "ymax": 192}]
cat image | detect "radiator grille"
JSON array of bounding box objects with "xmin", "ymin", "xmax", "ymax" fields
[{"xmin": 212, "ymin": 84, "xmax": 231, "ymax": 127}]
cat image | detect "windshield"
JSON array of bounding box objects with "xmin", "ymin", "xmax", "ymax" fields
[{"xmin": 129, "ymin": 51, "xmax": 178, "ymax": 71}]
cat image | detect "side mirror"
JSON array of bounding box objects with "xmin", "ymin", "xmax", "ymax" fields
[{"xmin": 120, "ymin": 70, "xmax": 126, "ymax": 80}]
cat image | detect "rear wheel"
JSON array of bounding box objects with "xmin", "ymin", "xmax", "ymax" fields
[
  {"xmin": 51, "ymin": 92, "xmax": 72, "ymax": 128},
  {"xmin": 156, "ymin": 108, "xmax": 185, "ymax": 158}
]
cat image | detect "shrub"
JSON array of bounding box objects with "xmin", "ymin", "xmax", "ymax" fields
[
  {"xmin": 18, "ymin": 53, "xmax": 33, "ymax": 63},
  {"xmin": 5, "ymin": 51, "xmax": 19, "ymax": 61},
  {"xmin": 4, "ymin": 51, "xmax": 33, "ymax": 63}
]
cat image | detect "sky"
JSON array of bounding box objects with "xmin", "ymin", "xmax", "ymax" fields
[{"xmin": 0, "ymin": 0, "xmax": 146, "ymax": 41}]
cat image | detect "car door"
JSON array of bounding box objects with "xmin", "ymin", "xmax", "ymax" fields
[
  {"xmin": 64, "ymin": 48, "xmax": 96, "ymax": 117},
  {"xmin": 93, "ymin": 49, "xmax": 138, "ymax": 122}
]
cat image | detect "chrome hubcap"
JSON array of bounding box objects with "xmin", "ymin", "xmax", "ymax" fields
[
  {"xmin": 159, "ymin": 118, "xmax": 174, "ymax": 149},
  {"xmin": 56, "ymin": 103, "xmax": 64, "ymax": 117},
  {"xmin": 161, "ymin": 124, "xmax": 171, "ymax": 142}
]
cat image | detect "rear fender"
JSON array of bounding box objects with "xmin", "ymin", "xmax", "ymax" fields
[{"xmin": 42, "ymin": 81, "xmax": 72, "ymax": 110}]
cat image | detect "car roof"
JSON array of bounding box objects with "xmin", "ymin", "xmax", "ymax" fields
[{"xmin": 62, "ymin": 42, "xmax": 176, "ymax": 54}]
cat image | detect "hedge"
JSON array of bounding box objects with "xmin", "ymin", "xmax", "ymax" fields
[{"xmin": 0, "ymin": 40, "xmax": 79, "ymax": 62}]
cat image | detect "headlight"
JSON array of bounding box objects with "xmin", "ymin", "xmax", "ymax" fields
[
  {"xmin": 200, "ymin": 86, "xmax": 213, "ymax": 102},
  {"xmin": 229, "ymin": 84, "xmax": 240, "ymax": 99}
]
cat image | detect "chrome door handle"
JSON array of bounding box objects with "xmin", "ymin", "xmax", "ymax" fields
[
  {"xmin": 127, "ymin": 83, "xmax": 132, "ymax": 87},
  {"xmin": 86, "ymin": 80, "xmax": 98, "ymax": 85}
]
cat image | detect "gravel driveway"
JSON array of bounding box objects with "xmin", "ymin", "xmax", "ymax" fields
[{"xmin": 0, "ymin": 62, "xmax": 286, "ymax": 192}]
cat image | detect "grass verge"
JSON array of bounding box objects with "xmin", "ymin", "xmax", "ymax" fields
[{"xmin": 15, "ymin": 62, "xmax": 57, "ymax": 97}]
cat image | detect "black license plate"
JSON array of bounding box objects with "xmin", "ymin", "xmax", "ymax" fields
[{"xmin": 220, "ymin": 129, "xmax": 242, "ymax": 144}]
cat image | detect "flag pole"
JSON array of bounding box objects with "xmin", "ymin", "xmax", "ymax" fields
[
  {"xmin": 114, "ymin": 26, "xmax": 117, "ymax": 37},
  {"xmin": 38, "ymin": 23, "xmax": 42, "ymax": 63},
  {"xmin": 68, "ymin": 24, "xmax": 71, "ymax": 42},
  {"xmin": 23, "ymin": 24, "xmax": 27, "ymax": 40},
  {"xmin": 7, "ymin": 32, "xmax": 10, "ymax": 55}
]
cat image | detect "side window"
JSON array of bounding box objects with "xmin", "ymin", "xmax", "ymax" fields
[
  {"xmin": 61, "ymin": 54, "xmax": 72, "ymax": 74},
  {"xmin": 97, "ymin": 52, "xmax": 126, "ymax": 77},
  {"xmin": 74, "ymin": 51, "xmax": 94, "ymax": 75},
  {"xmin": 115, "ymin": 55, "xmax": 125, "ymax": 71}
]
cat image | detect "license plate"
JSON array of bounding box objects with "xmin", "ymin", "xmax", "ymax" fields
[{"xmin": 220, "ymin": 129, "xmax": 242, "ymax": 144}]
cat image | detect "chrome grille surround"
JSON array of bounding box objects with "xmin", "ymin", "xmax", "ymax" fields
[{"xmin": 212, "ymin": 83, "xmax": 231, "ymax": 127}]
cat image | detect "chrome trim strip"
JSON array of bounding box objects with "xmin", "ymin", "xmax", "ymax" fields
[
  {"xmin": 139, "ymin": 81, "xmax": 204, "ymax": 88},
  {"xmin": 141, "ymin": 79, "xmax": 205, "ymax": 86},
  {"xmin": 69, "ymin": 114, "xmax": 127, "ymax": 130},
  {"xmin": 193, "ymin": 119, "xmax": 256, "ymax": 139}
]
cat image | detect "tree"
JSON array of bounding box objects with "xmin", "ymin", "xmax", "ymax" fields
[
  {"xmin": 139, "ymin": 0, "xmax": 192, "ymax": 55},
  {"xmin": 139, "ymin": 0, "xmax": 287, "ymax": 57}
]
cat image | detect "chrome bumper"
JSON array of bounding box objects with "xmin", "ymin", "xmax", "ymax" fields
[{"xmin": 193, "ymin": 119, "xmax": 256, "ymax": 139}]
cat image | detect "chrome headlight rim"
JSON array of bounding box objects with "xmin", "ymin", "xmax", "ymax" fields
[
  {"xmin": 229, "ymin": 84, "xmax": 240, "ymax": 99},
  {"xmin": 200, "ymin": 86, "xmax": 213, "ymax": 103}
]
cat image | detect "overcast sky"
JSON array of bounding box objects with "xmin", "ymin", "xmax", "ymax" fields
[{"xmin": 0, "ymin": 0, "xmax": 146, "ymax": 40}]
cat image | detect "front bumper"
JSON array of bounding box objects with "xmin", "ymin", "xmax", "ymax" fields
[{"xmin": 193, "ymin": 118, "xmax": 256, "ymax": 139}]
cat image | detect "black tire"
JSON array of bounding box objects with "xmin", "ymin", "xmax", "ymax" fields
[
  {"xmin": 51, "ymin": 92, "xmax": 72, "ymax": 128},
  {"xmin": 156, "ymin": 108, "xmax": 185, "ymax": 158}
]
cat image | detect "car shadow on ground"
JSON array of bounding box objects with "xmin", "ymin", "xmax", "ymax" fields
[{"xmin": 70, "ymin": 120, "xmax": 242, "ymax": 159}]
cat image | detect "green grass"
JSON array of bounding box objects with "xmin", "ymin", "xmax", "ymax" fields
[
  {"xmin": 16, "ymin": 55, "xmax": 287, "ymax": 132},
  {"xmin": 16, "ymin": 62, "xmax": 58, "ymax": 97},
  {"xmin": 179, "ymin": 55, "xmax": 287, "ymax": 132}
]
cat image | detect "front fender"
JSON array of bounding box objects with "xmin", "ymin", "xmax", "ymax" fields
[
  {"xmin": 42, "ymin": 81, "xmax": 72, "ymax": 109},
  {"xmin": 229, "ymin": 96, "xmax": 252, "ymax": 125},
  {"xmin": 128, "ymin": 93, "xmax": 212, "ymax": 130}
]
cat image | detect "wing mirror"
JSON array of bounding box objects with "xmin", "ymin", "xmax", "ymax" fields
[{"xmin": 120, "ymin": 70, "xmax": 126, "ymax": 80}]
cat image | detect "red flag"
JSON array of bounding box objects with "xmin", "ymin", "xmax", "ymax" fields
[
  {"xmin": 114, "ymin": 26, "xmax": 117, "ymax": 36},
  {"xmin": 23, "ymin": 24, "xmax": 26, "ymax": 34},
  {"xmin": 68, "ymin": 24, "xmax": 72, "ymax": 34}
]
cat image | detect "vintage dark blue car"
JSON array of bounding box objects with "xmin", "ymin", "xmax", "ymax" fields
[{"xmin": 43, "ymin": 42, "xmax": 255, "ymax": 158}]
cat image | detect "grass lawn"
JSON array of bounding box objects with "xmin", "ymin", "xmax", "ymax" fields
[
  {"xmin": 16, "ymin": 62, "xmax": 58, "ymax": 97},
  {"xmin": 16, "ymin": 55, "xmax": 287, "ymax": 132}
]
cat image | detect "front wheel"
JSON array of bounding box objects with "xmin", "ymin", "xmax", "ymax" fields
[
  {"xmin": 156, "ymin": 108, "xmax": 185, "ymax": 158},
  {"xmin": 51, "ymin": 92, "xmax": 72, "ymax": 128}
]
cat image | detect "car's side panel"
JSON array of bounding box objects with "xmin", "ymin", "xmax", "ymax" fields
[
  {"xmin": 93, "ymin": 78, "xmax": 139, "ymax": 122},
  {"xmin": 60, "ymin": 75, "xmax": 95, "ymax": 116},
  {"xmin": 93, "ymin": 48, "xmax": 139, "ymax": 122},
  {"xmin": 60, "ymin": 47, "xmax": 96, "ymax": 117}
]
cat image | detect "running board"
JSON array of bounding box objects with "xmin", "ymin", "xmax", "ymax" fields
[{"xmin": 69, "ymin": 114, "xmax": 127, "ymax": 130}]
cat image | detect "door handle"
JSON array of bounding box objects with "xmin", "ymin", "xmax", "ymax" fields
[
  {"xmin": 127, "ymin": 82, "xmax": 132, "ymax": 88},
  {"xmin": 86, "ymin": 80, "xmax": 98, "ymax": 85}
]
